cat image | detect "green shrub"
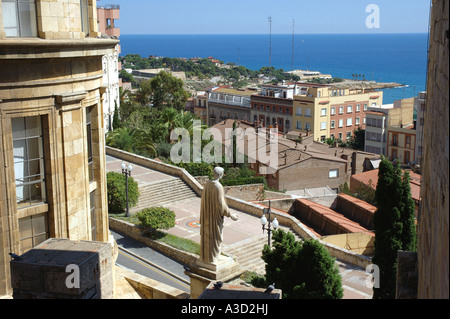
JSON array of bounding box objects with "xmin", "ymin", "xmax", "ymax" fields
[
  {"xmin": 137, "ymin": 207, "xmax": 176, "ymax": 234},
  {"xmin": 107, "ymin": 171, "xmax": 140, "ymax": 214},
  {"xmin": 155, "ymin": 142, "xmax": 173, "ymax": 159},
  {"xmin": 168, "ymin": 160, "xmax": 213, "ymax": 177},
  {"xmin": 221, "ymin": 176, "xmax": 266, "ymax": 187}
]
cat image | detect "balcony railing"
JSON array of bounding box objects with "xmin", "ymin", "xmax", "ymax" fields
[{"xmin": 98, "ymin": 4, "xmax": 120, "ymax": 9}]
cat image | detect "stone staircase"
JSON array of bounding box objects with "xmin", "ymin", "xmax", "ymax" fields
[
  {"xmin": 224, "ymin": 228, "xmax": 303, "ymax": 275},
  {"xmin": 130, "ymin": 178, "xmax": 198, "ymax": 214},
  {"xmin": 224, "ymin": 235, "xmax": 269, "ymax": 275}
]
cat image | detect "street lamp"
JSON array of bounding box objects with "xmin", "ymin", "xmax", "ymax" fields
[
  {"xmin": 260, "ymin": 200, "xmax": 279, "ymax": 247},
  {"xmin": 121, "ymin": 161, "xmax": 133, "ymax": 217}
]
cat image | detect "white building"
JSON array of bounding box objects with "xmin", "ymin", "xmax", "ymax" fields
[
  {"xmin": 364, "ymin": 104, "xmax": 393, "ymax": 155},
  {"xmin": 101, "ymin": 46, "xmax": 120, "ymax": 132}
]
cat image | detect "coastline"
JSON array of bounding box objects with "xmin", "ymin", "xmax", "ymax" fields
[{"xmin": 328, "ymin": 79, "xmax": 402, "ymax": 90}]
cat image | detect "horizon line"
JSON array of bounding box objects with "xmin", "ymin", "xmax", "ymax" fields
[{"xmin": 120, "ymin": 32, "xmax": 429, "ymax": 36}]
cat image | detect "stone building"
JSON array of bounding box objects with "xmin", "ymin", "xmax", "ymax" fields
[
  {"xmin": 250, "ymin": 83, "xmax": 297, "ymax": 133},
  {"xmin": 364, "ymin": 97, "xmax": 415, "ymax": 157},
  {"xmin": 417, "ymin": 0, "xmax": 448, "ymax": 299},
  {"xmin": 386, "ymin": 125, "xmax": 416, "ymax": 165},
  {"xmin": 97, "ymin": 1, "xmax": 121, "ymax": 132},
  {"xmin": 207, "ymin": 87, "xmax": 255, "ymax": 126},
  {"xmin": 293, "ymin": 83, "xmax": 383, "ymax": 142},
  {"xmin": 0, "ymin": 0, "xmax": 118, "ymax": 297}
]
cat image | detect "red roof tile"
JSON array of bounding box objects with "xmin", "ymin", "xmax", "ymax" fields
[{"xmin": 351, "ymin": 169, "xmax": 421, "ymax": 202}]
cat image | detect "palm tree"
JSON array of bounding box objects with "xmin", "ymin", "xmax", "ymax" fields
[
  {"xmin": 106, "ymin": 127, "xmax": 157, "ymax": 158},
  {"xmin": 132, "ymin": 129, "xmax": 157, "ymax": 158},
  {"xmin": 119, "ymin": 86, "xmax": 131, "ymax": 103},
  {"xmin": 105, "ymin": 127, "xmax": 134, "ymax": 152},
  {"xmin": 159, "ymin": 107, "xmax": 182, "ymax": 143}
]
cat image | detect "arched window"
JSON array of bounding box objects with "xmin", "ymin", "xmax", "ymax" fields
[{"xmin": 2, "ymin": 0, "xmax": 37, "ymax": 37}]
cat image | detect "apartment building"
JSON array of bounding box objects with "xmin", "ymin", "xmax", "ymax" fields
[
  {"xmin": 194, "ymin": 92, "xmax": 207, "ymax": 124},
  {"xmin": 250, "ymin": 84, "xmax": 297, "ymax": 133},
  {"xmin": 97, "ymin": 2, "xmax": 121, "ymax": 131},
  {"xmin": 364, "ymin": 110, "xmax": 389, "ymax": 155},
  {"xmin": 386, "ymin": 125, "xmax": 417, "ymax": 165},
  {"xmin": 0, "ymin": 0, "xmax": 118, "ymax": 296},
  {"xmin": 207, "ymin": 87, "xmax": 255, "ymax": 126},
  {"xmin": 364, "ymin": 97, "xmax": 415, "ymax": 158},
  {"xmin": 97, "ymin": 3, "xmax": 120, "ymax": 37},
  {"xmin": 293, "ymin": 83, "xmax": 383, "ymax": 142}
]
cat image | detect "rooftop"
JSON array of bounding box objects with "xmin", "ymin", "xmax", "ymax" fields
[
  {"xmin": 213, "ymin": 87, "xmax": 258, "ymax": 96},
  {"xmin": 351, "ymin": 169, "xmax": 421, "ymax": 202},
  {"xmin": 296, "ymin": 198, "xmax": 375, "ymax": 236},
  {"xmin": 211, "ymin": 120, "xmax": 349, "ymax": 170}
]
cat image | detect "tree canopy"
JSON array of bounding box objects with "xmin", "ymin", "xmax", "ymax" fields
[
  {"xmin": 120, "ymin": 54, "xmax": 301, "ymax": 84},
  {"xmin": 372, "ymin": 156, "xmax": 417, "ymax": 299},
  {"xmin": 252, "ymin": 229, "xmax": 343, "ymax": 299}
]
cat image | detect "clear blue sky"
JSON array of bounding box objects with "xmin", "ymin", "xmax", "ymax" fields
[{"xmin": 96, "ymin": 0, "xmax": 431, "ymax": 35}]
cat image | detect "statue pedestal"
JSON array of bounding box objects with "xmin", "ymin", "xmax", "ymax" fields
[{"xmin": 185, "ymin": 254, "xmax": 243, "ymax": 299}]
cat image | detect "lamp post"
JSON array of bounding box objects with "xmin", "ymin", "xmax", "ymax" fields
[
  {"xmin": 121, "ymin": 161, "xmax": 133, "ymax": 217},
  {"xmin": 260, "ymin": 200, "xmax": 279, "ymax": 247}
]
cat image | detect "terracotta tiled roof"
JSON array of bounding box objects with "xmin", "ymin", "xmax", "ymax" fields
[
  {"xmin": 337, "ymin": 193, "xmax": 377, "ymax": 213},
  {"xmin": 296, "ymin": 198, "xmax": 375, "ymax": 236},
  {"xmin": 351, "ymin": 169, "xmax": 421, "ymax": 202}
]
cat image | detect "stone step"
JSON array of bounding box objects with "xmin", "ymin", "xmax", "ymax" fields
[
  {"xmin": 138, "ymin": 187, "xmax": 197, "ymax": 200},
  {"xmin": 129, "ymin": 177, "xmax": 198, "ymax": 214},
  {"xmin": 130, "ymin": 194, "xmax": 198, "ymax": 213},
  {"xmin": 137, "ymin": 188, "xmax": 197, "ymax": 202},
  {"xmin": 225, "ymin": 229, "xmax": 303, "ymax": 275},
  {"xmin": 224, "ymin": 235, "xmax": 269, "ymax": 275}
]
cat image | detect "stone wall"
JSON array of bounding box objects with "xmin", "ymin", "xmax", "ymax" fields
[
  {"xmin": 321, "ymin": 232, "xmax": 374, "ymax": 256},
  {"xmin": 109, "ymin": 217, "xmax": 198, "ymax": 267},
  {"xmin": 278, "ymin": 157, "xmax": 348, "ymax": 191},
  {"xmin": 223, "ymin": 184, "xmax": 265, "ymax": 201},
  {"xmin": 417, "ymin": 0, "xmax": 449, "ymax": 299},
  {"xmin": 119, "ymin": 268, "xmax": 189, "ymax": 299}
]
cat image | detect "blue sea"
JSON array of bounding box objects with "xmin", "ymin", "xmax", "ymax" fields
[{"xmin": 119, "ymin": 33, "xmax": 429, "ymax": 104}]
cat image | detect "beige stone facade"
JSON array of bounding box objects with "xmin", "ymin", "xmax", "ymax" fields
[
  {"xmin": 293, "ymin": 83, "xmax": 383, "ymax": 142},
  {"xmin": 417, "ymin": 0, "xmax": 449, "ymax": 299},
  {"xmin": 0, "ymin": 0, "xmax": 118, "ymax": 296}
]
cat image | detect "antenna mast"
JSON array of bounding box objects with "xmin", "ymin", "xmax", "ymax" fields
[
  {"xmin": 292, "ymin": 19, "xmax": 295, "ymax": 71},
  {"xmin": 268, "ymin": 16, "xmax": 272, "ymax": 67}
]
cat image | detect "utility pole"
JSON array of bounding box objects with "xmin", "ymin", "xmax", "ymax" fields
[{"xmin": 268, "ymin": 16, "xmax": 272, "ymax": 67}]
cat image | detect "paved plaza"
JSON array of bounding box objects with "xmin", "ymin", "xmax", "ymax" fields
[{"xmin": 106, "ymin": 155, "xmax": 373, "ymax": 299}]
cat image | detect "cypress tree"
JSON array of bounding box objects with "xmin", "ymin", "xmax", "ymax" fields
[
  {"xmin": 372, "ymin": 157, "xmax": 403, "ymax": 299},
  {"xmin": 112, "ymin": 100, "xmax": 121, "ymax": 130},
  {"xmin": 399, "ymin": 170, "xmax": 417, "ymax": 251}
]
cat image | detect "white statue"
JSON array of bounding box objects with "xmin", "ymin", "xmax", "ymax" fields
[{"xmin": 199, "ymin": 167, "xmax": 238, "ymax": 265}]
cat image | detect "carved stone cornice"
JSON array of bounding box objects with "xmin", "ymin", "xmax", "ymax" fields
[{"xmin": 55, "ymin": 91, "xmax": 87, "ymax": 112}]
